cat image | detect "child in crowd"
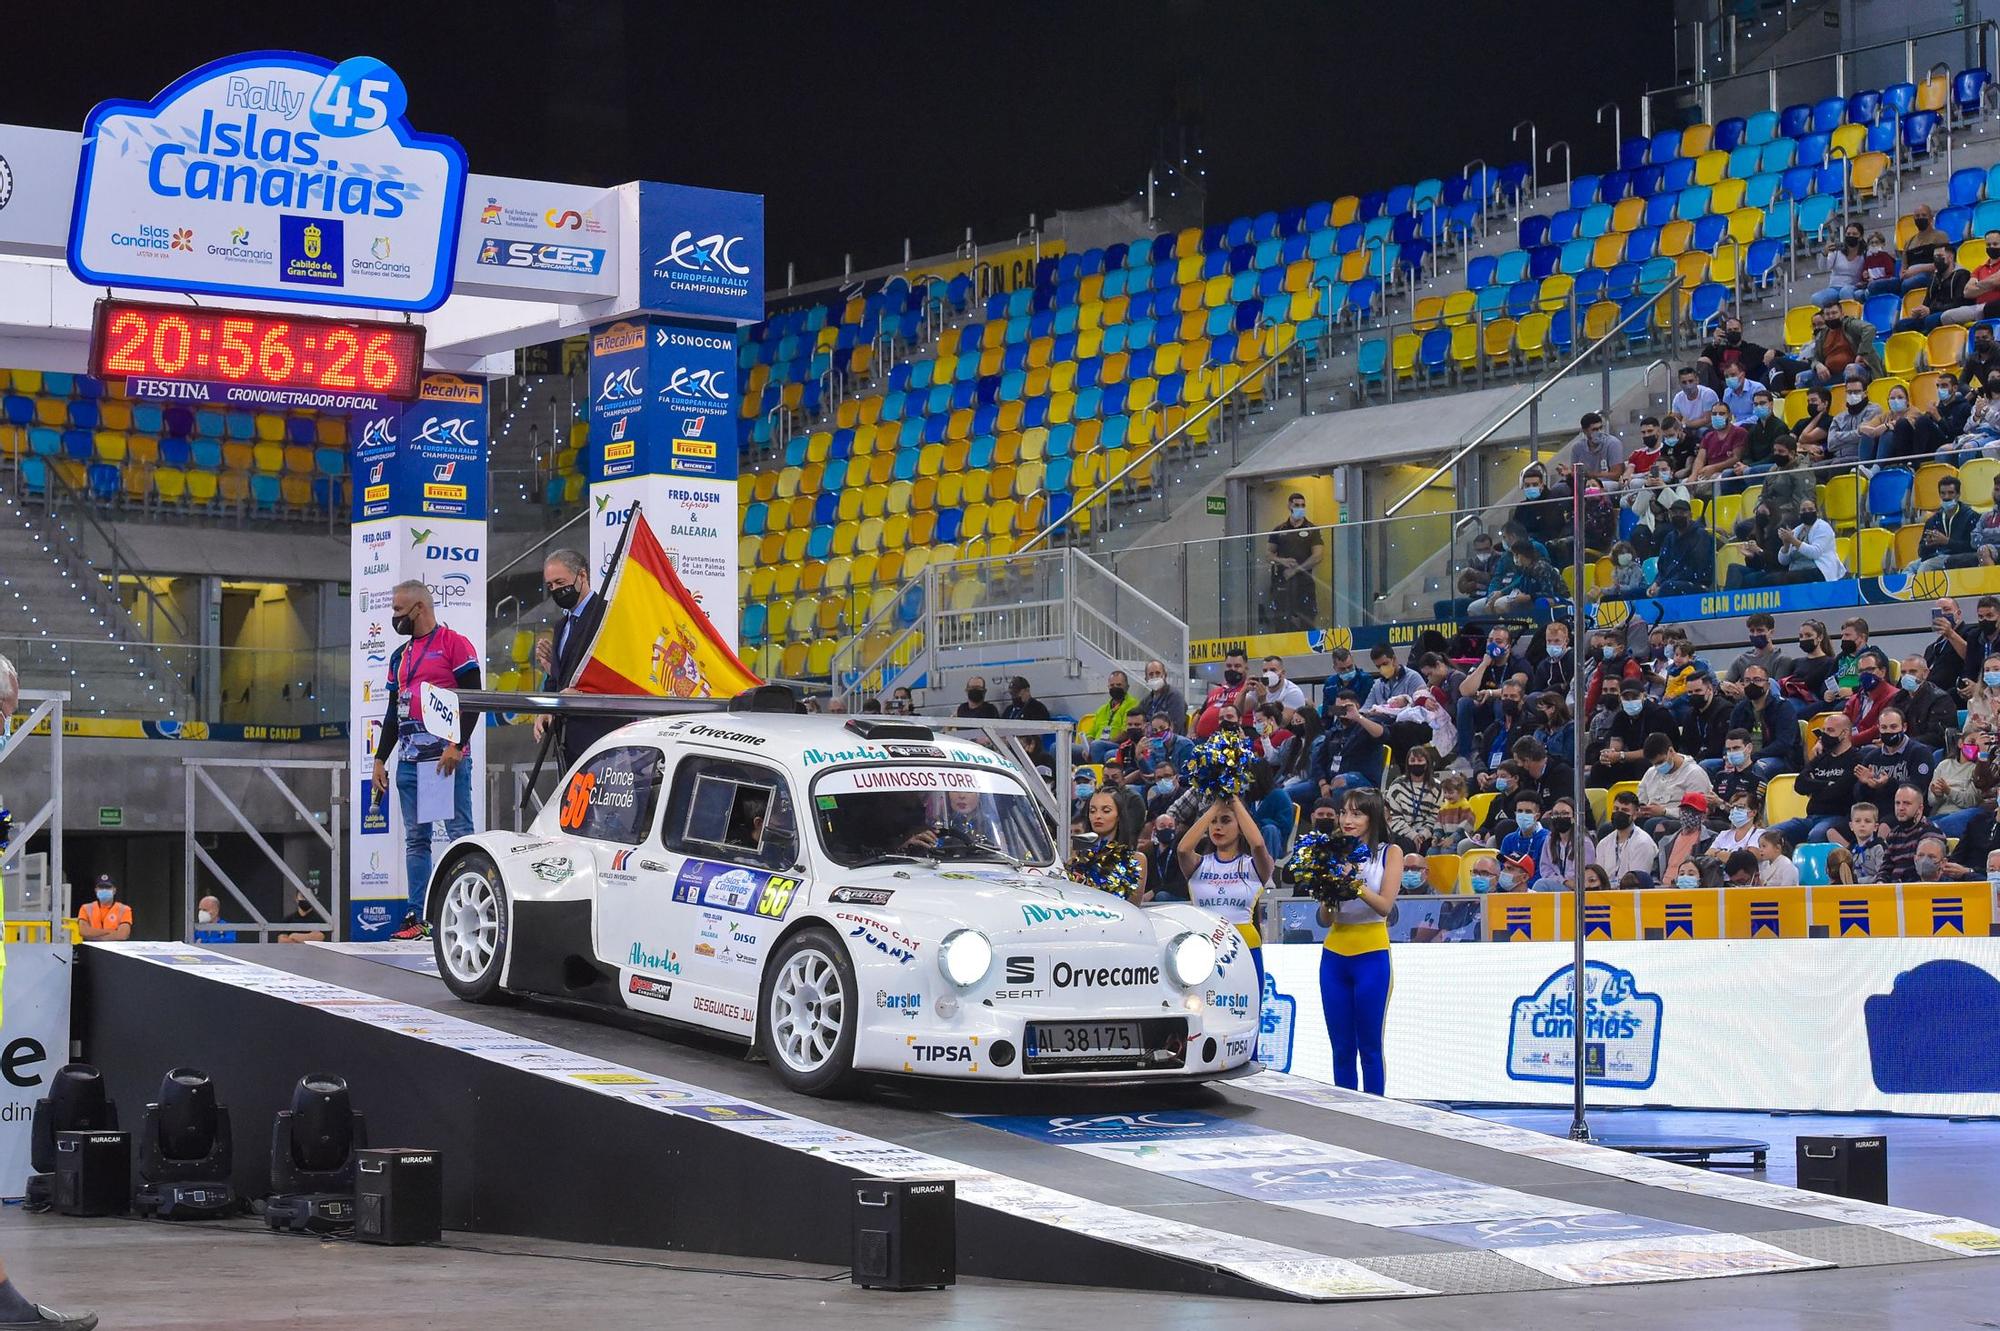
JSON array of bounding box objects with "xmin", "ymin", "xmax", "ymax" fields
[
  {"xmin": 1754, "ymin": 828, "xmax": 1800, "ymax": 885},
  {"xmin": 1432, "ymin": 772, "xmax": 1475, "ymax": 851},
  {"xmin": 1601, "ymin": 540, "xmax": 1647, "ymax": 601},
  {"xmin": 1828, "ymin": 801, "xmax": 1886, "ymax": 885}
]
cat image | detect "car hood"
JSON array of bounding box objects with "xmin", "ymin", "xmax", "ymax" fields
[{"xmin": 814, "ymin": 862, "xmax": 1162, "ymax": 946}]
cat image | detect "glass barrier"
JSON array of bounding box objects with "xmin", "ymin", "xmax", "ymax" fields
[{"xmin": 1, "ymin": 638, "xmax": 348, "ymax": 729}]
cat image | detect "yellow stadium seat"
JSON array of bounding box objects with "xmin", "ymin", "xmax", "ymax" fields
[
  {"xmin": 1782, "ymin": 306, "xmax": 1817, "ymax": 346},
  {"xmin": 280, "ymin": 474, "xmax": 312, "ymax": 508},
  {"xmin": 1412, "ymin": 295, "xmax": 1445, "ymax": 330},
  {"xmin": 1908, "ymin": 371, "xmax": 1940, "ymax": 413},
  {"xmin": 154, "ymin": 467, "xmax": 188, "ymax": 505},
  {"xmin": 1763, "ymin": 773, "xmax": 1808, "ymax": 824},
  {"xmin": 1679, "ymin": 122, "xmax": 1713, "ymax": 156},
  {"xmin": 1514, "ymin": 312, "xmax": 1550, "ymax": 365},
  {"xmin": 771, "ymin": 562, "xmax": 801, "ymax": 598},
  {"xmin": 1855, "ymin": 526, "xmax": 1893, "ymax": 576},
  {"xmin": 1958, "ymin": 457, "xmax": 2000, "ymax": 502},
  {"xmin": 1893, "ymin": 523, "xmax": 1924, "ymax": 568},
  {"xmin": 1914, "ymin": 461, "xmax": 1957, "ymax": 511},
  {"xmin": 1819, "ymin": 474, "xmax": 1859, "ymax": 525},
  {"xmin": 1590, "ymin": 233, "xmax": 1626, "ymax": 269},
  {"xmin": 1708, "ymin": 178, "xmax": 1746, "ymax": 215},
  {"xmin": 1610, "ymin": 197, "xmax": 1645, "ymax": 233},
  {"xmin": 1656, "ymin": 219, "xmax": 1692, "ymax": 258},
  {"xmin": 1916, "ymin": 73, "xmax": 1947, "ymax": 112},
  {"xmin": 218, "ymin": 471, "xmax": 249, "ymax": 505},
  {"xmin": 92, "ymin": 431, "xmax": 126, "ymax": 462},
  {"xmin": 1882, "ymin": 331, "xmax": 1925, "ymax": 379},
  {"xmin": 121, "ymin": 461, "xmax": 151, "ymax": 503}
]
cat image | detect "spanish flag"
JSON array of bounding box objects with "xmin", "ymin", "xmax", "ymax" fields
[{"xmin": 571, "ymin": 504, "xmax": 761, "ymax": 698}]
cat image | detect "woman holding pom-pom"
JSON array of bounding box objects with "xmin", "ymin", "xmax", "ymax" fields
[
  {"xmin": 1069, "ymin": 789, "xmax": 1148, "ymax": 903},
  {"xmin": 1312, "ymin": 789, "xmax": 1402, "ymax": 1095},
  {"xmin": 1177, "ymin": 793, "xmax": 1275, "ymax": 995}
]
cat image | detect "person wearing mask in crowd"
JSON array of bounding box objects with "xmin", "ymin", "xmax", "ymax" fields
[
  {"xmin": 1708, "ymin": 728, "xmax": 1766, "ymax": 809},
  {"xmin": 530, "ymin": 549, "xmax": 615, "ymax": 770},
  {"xmin": 1144, "ymin": 766, "xmax": 1182, "ymax": 820},
  {"xmin": 1776, "ymin": 713, "xmax": 1862, "ymax": 844},
  {"xmin": 373, "ymin": 580, "xmax": 481, "ymax": 941},
  {"xmin": 1872, "ymin": 206, "xmax": 1951, "ymax": 297},
  {"xmin": 1532, "ymin": 797, "xmax": 1586, "ymax": 891},
  {"xmin": 1754, "ymin": 829, "xmax": 1800, "ymax": 885},
  {"xmin": 1888, "ymin": 241, "xmax": 1970, "ymax": 335},
  {"xmin": 1082, "ymin": 790, "xmax": 1149, "ymax": 903},
  {"xmin": 1134, "ymin": 660, "xmax": 1185, "ymax": 734},
  {"xmin": 1748, "ymin": 494, "xmax": 1846, "ymax": 592},
  {"xmin": 1783, "ymin": 619, "xmax": 1838, "ymax": 709},
  {"xmin": 1670, "ymin": 365, "xmax": 1720, "ymax": 426},
  {"xmin": 1720, "ymin": 850, "xmax": 1761, "ymax": 886},
  {"xmin": 1829, "ymin": 617, "xmax": 1872, "ymax": 696},
  {"xmin": 192, "ymin": 894, "xmax": 236, "ymax": 944},
  {"xmin": 1863, "ymin": 379, "xmax": 1948, "ymax": 463},
  {"xmin": 1364, "ymin": 647, "xmax": 1424, "ymax": 711},
  {"xmin": 1269, "ymin": 706, "xmax": 1320, "ymax": 795},
  {"xmin": 1001, "ymin": 676, "xmax": 1053, "ymax": 764},
  {"xmin": 1509, "ymin": 735, "xmax": 1574, "ymax": 810},
  {"xmin": 955, "ymin": 675, "xmax": 999, "ymax": 720},
  {"xmin": 1793, "ymin": 387, "xmax": 1835, "ymax": 458},
  {"xmin": 1596, "ymin": 789, "xmax": 1659, "ymax": 885},
  {"xmin": 1564, "ymin": 411, "xmax": 1625, "ymax": 485},
  {"xmin": 1714, "ymin": 357, "xmax": 1767, "ymax": 426},
  {"xmin": 1919, "ymin": 598, "xmax": 1973, "ymax": 697},
  {"xmin": 1803, "ymin": 302, "xmax": 1885, "ymax": 388},
  {"xmin": 1970, "ymin": 653, "xmax": 2000, "ymax": 741},
  {"xmin": 1910, "ymin": 832, "xmax": 1968, "ymax": 884},
  {"xmin": 1719, "ymin": 670, "xmax": 1801, "ymax": 780},
  {"xmin": 1718, "ymin": 614, "xmax": 1792, "ymax": 700},
  {"xmin": 77, "ymin": 874, "xmax": 133, "ymax": 941},
  {"xmin": 1529, "ymin": 622, "xmax": 1574, "ymax": 695},
  {"xmin": 1463, "ymin": 853, "xmax": 1503, "ymax": 896},
  {"xmin": 1469, "ymin": 538, "xmax": 1563, "ymax": 619},
  {"xmin": 1600, "ymin": 540, "xmax": 1648, "ymax": 601},
  {"xmin": 1672, "ymin": 670, "xmax": 1729, "ymax": 763},
  {"xmin": 1322, "ymin": 645, "xmax": 1370, "ymax": 700},
  {"xmin": 1825, "ymin": 372, "xmax": 1883, "ymax": 463},
  {"xmin": 1702, "ymin": 315, "xmax": 1772, "ymax": 394},
  {"xmin": 1929, "ymin": 728, "xmax": 1995, "ymax": 838},
  {"xmin": 1510, "ymin": 464, "xmax": 1572, "ymax": 561},
  {"xmin": 1686, "ymin": 407, "xmax": 1747, "ymax": 494},
  {"xmin": 1955, "ymin": 600, "xmax": 2000, "ymax": 676},
  {"xmin": 1194, "ymin": 649, "xmax": 1252, "ymax": 740},
  {"xmin": 1966, "ymin": 324, "xmax": 2000, "ymax": 389},
  {"xmin": 1432, "ymin": 774, "xmax": 1475, "ymax": 851},
  {"xmin": 1736, "ymin": 391, "xmax": 1789, "ymax": 476},
  {"xmin": 1180, "ymin": 792, "xmax": 1275, "ymax": 995},
  {"xmin": 1472, "ymin": 680, "xmax": 1531, "ymax": 779},
  {"xmin": 1075, "ymin": 670, "xmax": 1138, "ymax": 762},
  {"xmin": 1531, "ymin": 691, "xmax": 1574, "ymax": 764},
  {"xmin": 1415, "ymin": 650, "xmax": 1466, "ymax": 712},
  {"xmin": 1807, "ymin": 222, "xmax": 1869, "ymax": 305},
  {"xmin": 1257, "ymin": 656, "xmax": 1306, "ymax": 712},
  {"xmin": 1456, "ymin": 528, "xmax": 1501, "ymax": 603},
  {"xmin": 1245, "ymin": 703, "xmax": 1291, "ymax": 767},
  {"xmin": 1589, "ymin": 680, "xmax": 1676, "ymax": 788},
  {"xmin": 1853, "ymin": 706, "xmax": 1937, "ymax": 807},
  {"xmin": 1636, "ymin": 732, "xmax": 1716, "ymax": 837},
  {"xmin": 1650, "ymin": 499, "xmax": 1716, "ymax": 596},
  {"xmin": 1111, "ymin": 714, "xmax": 1148, "ymax": 773},
  {"xmin": 1912, "ymin": 476, "xmax": 1981, "ymax": 574},
  {"xmin": 1622, "ymin": 416, "xmax": 1664, "ymax": 480},
  {"xmin": 1841, "ymin": 648, "xmax": 1902, "ymax": 745},
  {"xmin": 1931, "ymin": 373, "xmax": 1976, "ymax": 450},
  {"xmin": 1266, "ymin": 492, "xmax": 1326, "ymax": 631},
  {"xmin": 1655, "ymin": 792, "xmax": 1716, "ymax": 886},
  {"xmin": 1384, "ymin": 743, "xmax": 1446, "ymax": 852},
  {"xmin": 1316, "ymin": 789, "xmax": 1401, "ymax": 1095},
  {"xmin": 1306, "ymin": 693, "xmax": 1386, "ymax": 796},
  {"xmin": 1455, "ymin": 624, "xmax": 1521, "ymax": 760},
  {"xmin": 1396, "ymin": 852, "xmax": 1433, "ymax": 896},
  {"xmin": 1827, "ymin": 801, "xmax": 1889, "ymax": 884},
  {"xmin": 1857, "ymin": 229, "xmax": 1899, "ymax": 287},
  {"xmin": 1878, "ymin": 784, "xmax": 1945, "ymax": 882},
  {"xmin": 1626, "ymin": 453, "xmax": 1695, "ymax": 557},
  {"xmin": 1896, "ymin": 654, "xmax": 1958, "ymax": 751},
  {"xmin": 1581, "ymin": 864, "xmax": 1617, "ymax": 892},
  {"xmin": 1726, "ymin": 498, "xmax": 1787, "ymax": 589},
  {"xmin": 1711, "ymin": 787, "xmax": 1768, "ymax": 857}
]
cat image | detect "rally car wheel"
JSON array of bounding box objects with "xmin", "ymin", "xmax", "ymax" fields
[
  {"xmin": 760, "ymin": 928, "xmax": 860, "ymax": 1097},
  {"xmin": 431, "ymin": 851, "xmax": 512, "ymax": 1004}
]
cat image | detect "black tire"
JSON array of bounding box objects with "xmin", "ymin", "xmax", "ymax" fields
[
  {"xmin": 758, "ymin": 928, "xmax": 860, "ymax": 1097},
  {"xmin": 429, "ymin": 851, "xmax": 514, "ymax": 1004}
]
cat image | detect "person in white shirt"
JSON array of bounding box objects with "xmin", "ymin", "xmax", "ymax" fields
[
  {"xmin": 1730, "ymin": 498, "xmax": 1845, "ymax": 588},
  {"xmin": 1710, "ymin": 788, "xmax": 1767, "ymax": 857},
  {"xmin": 1362, "ymin": 646, "xmax": 1426, "ymax": 711},
  {"xmin": 1595, "ymin": 789, "xmax": 1661, "ymax": 884},
  {"xmin": 1636, "ymin": 734, "xmax": 1716, "ymax": 836},
  {"xmin": 1754, "ymin": 830, "xmax": 1801, "ymax": 885},
  {"xmin": 1672, "ymin": 365, "xmax": 1720, "ymax": 431},
  {"xmin": 1260, "ymin": 656, "xmax": 1307, "ymax": 712}
]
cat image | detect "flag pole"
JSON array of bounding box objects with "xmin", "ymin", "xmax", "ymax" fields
[{"xmin": 521, "ymin": 501, "xmax": 643, "ymax": 809}]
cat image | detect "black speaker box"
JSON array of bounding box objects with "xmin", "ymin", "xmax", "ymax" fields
[
  {"xmin": 354, "ymin": 1148, "xmax": 443, "ymax": 1245},
  {"xmin": 1796, "ymin": 1133, "xmax": 1888, "ymax": 1204},
  {"xmin": 851, "ymin": 1176, "xmax": 955, "ymax": 1290},
  {"xmin": 54, "ymin": 1130, "xmax": 130, "ymax": 1217}
]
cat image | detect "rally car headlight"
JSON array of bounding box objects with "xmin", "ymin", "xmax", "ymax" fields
[
  {"xmin": 938, "ymin": 929, "xmax": 993, "ymax": 988},
  {"xmin": 1165, "ymin": 931, "xmax": 1217, "ymax": 988}
]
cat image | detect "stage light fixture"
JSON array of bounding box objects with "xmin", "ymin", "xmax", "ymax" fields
[
  {"xmin": 27, "ymin": 1064, "xmax": 118, "ymax": 1209},
  {"xmin": 265, "ymin": 1073, "xmax": 367, "ymax": 1233},
  {"xmin": 134, "ymin": 1068, "xmax": 237, "ymax": 1219}
]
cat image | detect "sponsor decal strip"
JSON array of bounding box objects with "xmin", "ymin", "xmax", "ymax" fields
[
  {"xmin": 95, "ymin": 943, "xmax": 1422, "ymax": 1301},
  {"xmin": 1237, "ymin": 1070, "xmax": 2000, "ymax": 1260}
]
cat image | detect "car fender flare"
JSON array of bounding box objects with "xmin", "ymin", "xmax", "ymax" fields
[{"xmin": 749, "ymin": 911, "xmax": 860, "ymax": 1058}]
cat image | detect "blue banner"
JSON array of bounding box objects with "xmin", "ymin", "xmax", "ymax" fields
[
  {"xmin": 586, "ymin": 317, "xmax": 738, "ymax": 483},
  {"xmin": 349, "ymin": 373, "xmax": 488, "ymax": 520},
  {"xmin": 637, "ymin": 181, "xmax": 764, "ymax": 325}
]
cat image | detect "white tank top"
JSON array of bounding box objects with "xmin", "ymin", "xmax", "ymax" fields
[
  {"xmin": 1188, "ymin": 851, "xmax": 1264, "ymax": 926},
  {"xmin": 1332, "ymin": 846, "xmax": 1390, "ymax": 926}
]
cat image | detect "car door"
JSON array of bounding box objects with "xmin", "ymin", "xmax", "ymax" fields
[
  {"xmin": 656, "ymin": 753, "xmax": 808, "ymax": 1024},
  {"xmin": 555, "ymin": 743, "xmax": 681, "ymax": 1009}
]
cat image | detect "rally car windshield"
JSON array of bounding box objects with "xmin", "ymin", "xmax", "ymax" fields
[{"xmin": 809, "ymin": 767, "xmax": 1056, "ymax": 870}]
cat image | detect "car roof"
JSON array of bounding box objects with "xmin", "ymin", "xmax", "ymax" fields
[{"xmin": 609, "ymin": 712, "xmax": 1033, "ymax": 778}]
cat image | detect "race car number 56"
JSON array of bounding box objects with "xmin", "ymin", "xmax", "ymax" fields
[{"xmin": 559, "ymin": 773, "xmax": 595, "ymax": 830}]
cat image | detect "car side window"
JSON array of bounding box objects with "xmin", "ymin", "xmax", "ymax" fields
[
  {"xmin": 662, "ymin": 756, "xmax": 799, "ymax": 870},
  {"xmin": 555, "ymin": 745, "xmax": 665, "ymax": 845}
]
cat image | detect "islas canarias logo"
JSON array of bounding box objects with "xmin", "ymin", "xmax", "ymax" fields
[{"xmin": 1507, "ymin": 960, "xmax": 1662, "ymax": 1090}]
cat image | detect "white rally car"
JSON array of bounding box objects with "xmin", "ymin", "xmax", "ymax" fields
[{"xmin": 424, "ymin": 708, "xmax": 1259, "ymax": 1096}]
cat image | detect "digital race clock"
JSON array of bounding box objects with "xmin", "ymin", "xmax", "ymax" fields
[{"xmin": 88, "ymin": 299, "xmax": 426, "ymax": 408}]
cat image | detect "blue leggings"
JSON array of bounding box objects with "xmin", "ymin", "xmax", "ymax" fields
[
  {"xmin": 1250, "ymin": 943, "xmax": 1264, "ymax": 1002},
  {"xmin": 1319, "ymin": 948, "xmax": 1392, "ymax": 1095}
]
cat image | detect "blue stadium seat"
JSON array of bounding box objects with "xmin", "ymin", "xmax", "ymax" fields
[
  {"xmin": 1846, "ymin": 90, "xmax": 1880, "ymax": 125},
  {"xmin": 1867, "ymin": 469, "xmax": 1913, "ymax": 527}
]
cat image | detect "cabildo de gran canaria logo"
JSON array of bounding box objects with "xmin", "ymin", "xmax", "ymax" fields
[{"xmin": 1507, "ymin": 960, "xmax": 1662, "ymax": 1090}]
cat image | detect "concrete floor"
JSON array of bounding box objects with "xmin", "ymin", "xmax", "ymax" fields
[{"xmin": 6, "ymin": 1206, "xmax": 1999, "ymax": 1331}]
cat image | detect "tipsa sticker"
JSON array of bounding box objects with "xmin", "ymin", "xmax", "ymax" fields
[{"xmin": 670, "ymin": 859, "xmax": 801, "ymax": 921}]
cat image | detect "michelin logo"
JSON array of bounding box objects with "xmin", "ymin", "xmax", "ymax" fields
[{"xmin": 1507, "ymin": 960, "xmax": 1662, "ymax": 1090}]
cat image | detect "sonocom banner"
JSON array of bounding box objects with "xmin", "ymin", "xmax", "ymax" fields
[{"xmin": 1261, "ymin": 938, "xmax": 2000, "ymax": 1116}]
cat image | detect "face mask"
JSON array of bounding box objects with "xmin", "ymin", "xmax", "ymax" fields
[
  {"xmin": 1774, "ymin": 453, "xmax": 1794, "ymax": 466},
  {"xmin": 391, "ymin": 613, "xmax": 416, "ymax": 636},
  {"xmin": 1075, "ymin": 781, "xmax": 1095, "ymax": 799},
  {"xmin": 1749, "ymin": 632, "xmax": 1769, "ymax": 648},
  {"xmin": 1499, "ymin": 871, "xmax": 1521, "ymax": 890},
  {"xmin": 1290, "ymin": 503, "xmax": 1306, "ymax": 519},
  {"xmin": 1678, "ymin": 809, "xmax": 1703, "ymax": 830},
  {"xmin": 1515, "ymin": 811, "xmax": 1539, "ymax": 834},
  {"xmin": 1546, "ymin": 815, "xmax": 1573, "ymax": 835},
  {"xmin": 1147, "ymin": 674, "xmax": 1166, "ymax": 692},
  {"xmin": 1726, "ymin": 375, "xmax": 1742, "ymax": 390},
  {"xmin": 966, "ymin": 687, "xmax": 985, "ymax": 702},
  {"xmin": 1986, "ymin": 671, "xmax": 2000, "ymax": 688},
  {"xmin": 1800, "ymin": 510, "xmax": 1818, "ymax": 525},
  {"xmin": 1726, "ymin": 331, "xmax": 1742, "ymax": 345},
  {"xmin": 1657, "ymin": 759, "xmax": 1676, "ymax": 775},
  {"xmin": 549, "ymin": 583, "xmax": 581, "ymax": 611},
  {"xmin": 1470, "ymin": 874, "xmax": 1494, "ymax": 894},
  {"xmin": 1522, "ymin": 485, "xmax": 1543, "ymax": 500},
  {"xmin": 1406, "ymin": 764, "xmax": 1427, "ymax": 780},
  {"xmin": 1729, "ymin": 807, "xmax": 1751, "ymax": 828},
  {"xmin": 1727, "ymin": 749, "xmax": 1749, "ymax": 768},
  {"xmin": 1901, "ymin": 675, "xmax": 1920, "ymax": 692},
  {"xmin": 1989, "ymin": 871, "xmax": 2000, "ymax": 890},
  {"xmin": 1547, "ymin": 643, "xmax": 1567, "ymax": 659},
  {"xmin": 1495, "ymin": 777, "xmax": 1514, "ymax": 794},
  {"xmin": 1610, "ymin": 810, "xmax": 1632, "ymax": 831},
  {"xmin": 1622, "ymin": 698, "xmax": 1643, "ymax": 716},
  {"xmin": 1153, "ymin": 779, "xmax": 1175, "ymax": 798},
  {"xmin": 1401, "ymin": 870, "xmax": 1425, "ymax": 890},
  {"xmin": 1743, "ymin": 683, "xmax": 1766, "ymax": 702},
  {"xmin": 1223, "ymin": 668, "xmax": 1244, "ymax": 685},
  {"xmin": 1709, "ymin": 415, "xmax": 1728, "ymax": 431},
  {"xmin": 1615, "ymin": 552, "xmax": 1633, "ymax": 569},
  {"xmin": 1108, "ymin": 686, "xmax": 1127, "ymax": 702},
  {"xmin": 196, "ymin": 909, "xmax": 215, "ymax": 925},
  {"xmin": 1858, "ymin": 672, "xmax": 1880, "ymax": 692},
  {"xmin": 1672, "ymin": 513, "xmax": 1691, "ymax": 530},
  {"xmin": 1676, "ymin": 872, "xmax": 1700, "ymax": 889},
  {"xmin": 1846, "ymin": 391, "xmax": 1864, "ymax": 406},
  {"xmin": 1220, "ymin": 720, "xmax": 1241, "ymax": 733},
  {"xmin": 1753, "ymin": 404, "xmax": 1771, "ymax": 420},
  {"xmin": 1890, "ymin": 396, "xmax": 1908, "ymax": 412},
  {"xmin": 1879, "ymin": 731, "xmax": 1904, "ymax": 748},
  {"xmin": 1264, "ymin": 670, "xmax": 1281, "ymax": 686},
  {"xmin": 95, "ymin": 888, "xmax": 114, "ymax": 905}
]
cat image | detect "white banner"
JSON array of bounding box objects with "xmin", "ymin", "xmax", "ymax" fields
[
  {"xmin": 0, "ymin": 124, "xmax": 80, "ymax": 259},
  {"xmin": 587, "ymin": 476, "xmax": 740, "ymax": 651},
  {"xmin": 1261, "ymin": 938, "xmax": 2000, "ymax": 1116},
  {"xmin": 453, "ymin": 173, "xmax": 619, "ymax": 300},
  {"xmin": 0, "ymin": 947, "xmax": 72, "ymax": 1198}
]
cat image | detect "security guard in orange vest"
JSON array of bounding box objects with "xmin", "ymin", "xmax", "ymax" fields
[{"xmin": 77, "ymin": 874, "xmax": 132, "ymax": 942}]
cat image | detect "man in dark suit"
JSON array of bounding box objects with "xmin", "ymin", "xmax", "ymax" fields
[{"xmin": 532, "ymin": 548, "xmax": 617, "ymax": 772}]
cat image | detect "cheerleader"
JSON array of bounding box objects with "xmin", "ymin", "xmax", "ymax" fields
[
  {"xmin": 1177, "ymin": 793, "xmax": 1275, "ymax": 994},
  {"xmin": 1081, "ymin": 789, "xmax": 1149, "ymax": 902},
  {"xmin": 1315, "ymin": 788, "xmax": 1402, "ymax": 1095}
]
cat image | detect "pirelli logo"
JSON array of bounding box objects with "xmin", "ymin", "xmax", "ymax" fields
[
  {"xmin": 673, "ymin": 437, "xmax": 717, "ymax": 459},
  {"xmin": 424, "ymin": 483, "xmax": 468, "ymax": 501},
  {"xmin": 363, "ymin": 484, "xmax": 390, "ymax": 502},
  {"xmin": 605, "ymin": 441, "xmax": 636, "ymax": 461}
]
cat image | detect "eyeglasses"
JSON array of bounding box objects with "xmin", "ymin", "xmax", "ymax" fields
[{"xmin": 543, "ymin": 581, "xmax": 577, "ymax": 595}]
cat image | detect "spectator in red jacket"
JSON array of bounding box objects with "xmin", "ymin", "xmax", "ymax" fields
[
  {"xmin": 1193, "ymin": 647, "xmax": 1252, "ymax": 740},
  {"xmin": 1843, "ymin": 647, "xmax": 1901, "ymax": 745}
]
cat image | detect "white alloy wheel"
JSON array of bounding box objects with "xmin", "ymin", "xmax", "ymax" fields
[
  {"xmin": 439, "ymin": 868, "xmax": 499, "ymax": 983},
  {"xmin": 770, "ymin": 947, "xmax": 846, "ymax": 1073}
]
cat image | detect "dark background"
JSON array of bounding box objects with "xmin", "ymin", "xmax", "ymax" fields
[{"xmin": 3, "ymin": 1, "xmax": 1673, "ymax": 282}]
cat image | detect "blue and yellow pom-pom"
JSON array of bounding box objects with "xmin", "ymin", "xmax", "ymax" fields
[
  {"xmin": 1184, "ymin": 732, "xmax": 1253, "ymax": 797},
  {"xmin": 1290, "ymin": 830, "xmax": 1366, "ymax": 903},
  {"xmin": 1067, "ymin": 839, "xmax": 1141, "ymax": 899}
]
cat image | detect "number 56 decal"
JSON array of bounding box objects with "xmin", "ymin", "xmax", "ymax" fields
[{"xmin": 755, "ymin": 875, "xmax": 801, "ymax": 919}]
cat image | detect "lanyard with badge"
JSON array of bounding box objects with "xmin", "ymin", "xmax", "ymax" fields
[{"xmin": 396, "ymin": 629, "xmax": 447, "ymax": 753}]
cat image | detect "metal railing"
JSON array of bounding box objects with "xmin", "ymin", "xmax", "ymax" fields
[
  {"xmin": 1385, "ymin": 278, "xmax": 1687, "ymax": 518},
  {"xmin": 7, "ymin": 637, "xmax": 345, "ymax": 727},
  {"xmin": 182, "ymin": 756, "xmax": 342, "ymax": 942},
  {"xmin": 1, "ymin": 689, "xmax": 66, "ymax": 932}
]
